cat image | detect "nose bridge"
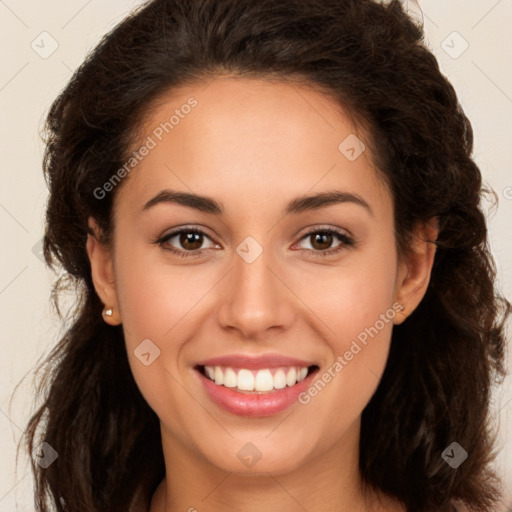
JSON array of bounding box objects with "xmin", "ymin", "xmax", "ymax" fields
[{"xmin": 216, "ymin": 234, "xmax": 294, "ymax": 337}]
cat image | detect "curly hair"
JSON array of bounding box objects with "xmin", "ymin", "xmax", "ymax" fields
[{"xmin": 22, "ymin": 0, "xmax": 510, "ymax": 511}]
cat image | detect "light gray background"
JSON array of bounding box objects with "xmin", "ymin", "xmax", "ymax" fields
[{"xmin": 1, "ymin": 1, "xmax": 511, "ymax": 510}]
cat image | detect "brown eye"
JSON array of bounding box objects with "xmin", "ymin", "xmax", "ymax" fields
[
  {"xmin": 295, "ymin": 228, "xmax": 354, "ymax": 256},
  {"xmin": 179, "ymin": 231, "xmax": 203, "ymax": 251},
  {"xmin": 157, "ymin": 228, "xmax": 217, "ymax": 257},
  {"xmin": 309, "ymin": 232, "xmax": 334, "ymax": 251}
]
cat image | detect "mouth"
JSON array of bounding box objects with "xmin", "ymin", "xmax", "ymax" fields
[
  {"xmin": 193, "ymin": 354, "xmax": 321, "ymax": 417},
  {"xmin": 195, "ymin": 364, "xmax": 320, "ymax": 394}
]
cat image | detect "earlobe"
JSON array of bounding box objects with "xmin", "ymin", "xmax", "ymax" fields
[
  {"xmin": 86, "ymin": 217, "xmax": 122, "ymax": 325},
  {"xmin": 393, "ymin": 218, "xmax": 439, "ymax": 325}
]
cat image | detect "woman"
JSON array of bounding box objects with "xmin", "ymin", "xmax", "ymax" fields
[{"xmin": 24, "ymin": 0, "xmax": 510, "ymax": 511}]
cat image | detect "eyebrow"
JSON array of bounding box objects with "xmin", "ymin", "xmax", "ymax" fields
[{"xmin": 141, "ymin": 189, "xmax": 373, "ymax": 216}]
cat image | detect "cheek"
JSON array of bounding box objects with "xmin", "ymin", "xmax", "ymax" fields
[
  {"xmin": 309, "ymin": 274, "xmax": 396, "ymax": 397},
  {"xmin": 112, "ymin": 244, "xmax": 204, "ymax": 424},
  {"xmin": 113, "ymin": 242, "xmax": 213, "ymax": 348},
  {"xmin": 301, "ymin": 246, "xmax": 398, "ymax": 349},
  {"xmin": 294, "ymin": 241, "xmax": 398, "ymax": 424},
  {"xmin": 112, "ymin": 243, "xmax": 222, "ymax": 415}
]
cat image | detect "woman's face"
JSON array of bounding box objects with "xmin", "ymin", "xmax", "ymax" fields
[{"xmin": 88, "ymin": 76, "xmax": 433, "ymax": 477}]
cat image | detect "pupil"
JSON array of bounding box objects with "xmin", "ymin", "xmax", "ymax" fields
[
  {"xmin": 313, "ymin": 233, "xmax": 332, "ymax": 250},
  {"xmin": 181, "ymin": 232, "xmax": 202, "ymax": 250}
]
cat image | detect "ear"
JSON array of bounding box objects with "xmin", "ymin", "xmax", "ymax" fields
[
  {"xmin": 393, "ymin": 218, "xmax": 439, "ymax": 325},
  {"xmin": 86, "ymin": 217, "xmax": 122, "ymax": 325}
]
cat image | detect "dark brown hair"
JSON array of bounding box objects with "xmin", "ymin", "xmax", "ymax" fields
[{"xmin": 22, "ymin": 0, "xmax": 510, "ymax": 511}]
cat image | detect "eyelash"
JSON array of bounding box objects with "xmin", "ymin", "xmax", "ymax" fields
[{"xmin": 154, "ymin": 226, "xmax": 355, "ymax": 259}]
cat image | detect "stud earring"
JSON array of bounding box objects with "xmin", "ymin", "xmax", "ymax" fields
[{"xmin": 103, "ymin": 307, "xmax": 113, "ymax": 317}]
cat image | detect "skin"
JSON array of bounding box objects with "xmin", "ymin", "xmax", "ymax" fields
[{"xmin": 86, "ymin": 76, "xmax": 438, "ymax": 512}]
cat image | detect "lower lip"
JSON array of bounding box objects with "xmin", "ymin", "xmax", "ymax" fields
[{"xmin": 196, "ymin": 367, "xmax": 318, "ymax": 417}]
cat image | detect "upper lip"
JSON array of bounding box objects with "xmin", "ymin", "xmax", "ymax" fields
[{"xmin": 195, "ymin": 354, "xmax": 316, "ymax": 369}]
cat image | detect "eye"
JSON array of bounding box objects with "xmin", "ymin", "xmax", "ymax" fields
[
  {"xmin": 294, "ymin": 228, "xmax": 355, "ymax": 256},
  {"xmin": 155, "ymin": 226, "xmax": 355, "ymax": 259},
  {"xmin": 155, "ymin": 227, "xmax": 218, "ymax": 258}
]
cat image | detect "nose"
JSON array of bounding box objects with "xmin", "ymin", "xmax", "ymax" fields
[{"xmin": 216, "ymin": 239, "xmax": 296, "ymax": 341}]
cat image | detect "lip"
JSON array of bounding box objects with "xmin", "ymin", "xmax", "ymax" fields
[
  {"xmin": 195, "ymin": 353, "xmax": 316, "ymax": 370},
  {"xmin": 194, "ymin": 363, "xmax": 319, "ymax": 417}
]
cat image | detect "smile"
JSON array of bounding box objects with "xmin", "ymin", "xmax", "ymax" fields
[
  {"xmin": 195, "ymin": 362, "xmax": 320, "ymax": 417},
  {"xmin": 201, "ymin": 365, "xmax": 312, "ymax": 393}
]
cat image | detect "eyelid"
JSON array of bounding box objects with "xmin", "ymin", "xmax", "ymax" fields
[{"xmin": 295, "ymin": 224, "xmax": 353, "ymax": 240}]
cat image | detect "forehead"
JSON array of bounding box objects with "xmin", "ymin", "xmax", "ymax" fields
[{"xmin": 114, "ymin": 76, "xmax": 390, "ymax": 219}]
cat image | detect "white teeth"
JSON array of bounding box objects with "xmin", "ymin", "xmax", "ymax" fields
[
  {"xmin": 273, "ymin": 369, "xmax": 287, "ymax": 389},
  {"xmin": 214, "ymin": 366, "xmax": 224, "ymax": 385},
  {"xmin": 286, "ymin": 367, "xmax": 297, "ymax": 386},
  {"xmin": 223, "ymin": 368, "xmax": 237, "ymax": 388},
  {"xmin": 237, "ymin": 369, "xmax": 255, "ymax": 391},
  {"xmin": 254, "ymin": 369, "xmax": 274, "ymax": 391},
  {"xmin": 203, "ymin": 365, "xmax": 310, "ymax": 392}
]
